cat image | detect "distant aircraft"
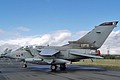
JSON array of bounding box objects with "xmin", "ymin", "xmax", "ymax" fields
[
  {"xmin": 0, "ymin": 48, "xmax": 12, "ymax": 58},
  {"xmin": 2, "ymin": 21, "xmax": 118, "ymax": 71},
  {"xmin": 0, "ymin": 47, "xmax": 39, "ymax": 60}
]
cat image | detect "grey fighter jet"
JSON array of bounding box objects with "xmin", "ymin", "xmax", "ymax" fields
[
  {"xmin": 2, "ymin": 21, "xmax": 118, "ymax": 71},
  {"xmin": 24, "ymin": 21, "xmax": 118, "ymax": 71}
]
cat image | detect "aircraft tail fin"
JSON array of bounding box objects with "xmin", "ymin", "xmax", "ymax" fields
[{"xmin": 69, "ymin": 21, "xmax": 118, "ymax": 49}]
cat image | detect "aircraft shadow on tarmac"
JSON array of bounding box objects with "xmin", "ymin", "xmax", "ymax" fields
[{"xmin": 27, "ymin": 65, "xmax": 106, "ymax": 73}]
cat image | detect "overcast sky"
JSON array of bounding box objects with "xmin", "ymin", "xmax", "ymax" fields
[{"xmin": 0, "ymin": 0, "xmax": 120, "ymax": 54}]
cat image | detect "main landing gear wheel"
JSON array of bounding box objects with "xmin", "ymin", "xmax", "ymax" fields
[
  {"xmin": 51, "ymin": 64, "xmax": 57, "ymax": 71},
  {"xmin": 60, "ymin": 64, "xmax": 66, "ymax": 71}
]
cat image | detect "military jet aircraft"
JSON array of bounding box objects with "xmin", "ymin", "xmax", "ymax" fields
[
  {"xmin": 23, "ymin": 21, "xmax": 118, "ymax": 71},
  {"xmin": 2, "ymin": 21, "xmax": 118, "ymax": 71},
  {"xmin": 0, "ymin": 48, "xmax": 12, "ymax": 58}
]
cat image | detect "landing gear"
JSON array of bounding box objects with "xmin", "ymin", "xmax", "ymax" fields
[
  {"xmin": 51, "ymin": 64, "xmax": 66, "ymax": 71},
  {"xmin": 60, "ymin": 64, "xmax": 66, "ymax": 71},
  {"xmin": 51, "ymin": 64, "xmax": 57, "ymax": 71},
  {"xmin": 23, "ymin": 63, "xmax": 27, "ymax": 68},
  {"xmin": 21, "ymin": 61, "xmax": 27, "ymax": 68}
]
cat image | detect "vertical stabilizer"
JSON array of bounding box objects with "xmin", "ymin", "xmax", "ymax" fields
[{"xmin": 69, "ymin": 21, "xmax": 118, "ymax": 49}]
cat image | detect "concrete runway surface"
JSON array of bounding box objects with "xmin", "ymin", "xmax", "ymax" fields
[{"xmin": 0, "ymin": 59, "xmax": 120, "ymax": 80}]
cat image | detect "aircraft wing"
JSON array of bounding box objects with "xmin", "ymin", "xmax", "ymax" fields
[
  {"xmin": 70, "ymin": 52, "xmax": 103, "ymax": 59},
  {"xmin": 39, "ymin": 49, "xmax": 59, "ymax": 56}
]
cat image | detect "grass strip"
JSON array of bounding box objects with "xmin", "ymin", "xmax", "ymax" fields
[{"xmin": 73, "ymin": 59, "xmax": 120, "ymax": 68}]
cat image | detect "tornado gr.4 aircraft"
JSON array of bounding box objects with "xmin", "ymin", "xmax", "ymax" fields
[
  {"xmin": 0, "ymin": 46, "xmax": 40, "ymax": 60},
  {"xmin": 2, "ymin": 21, "xmax": 118, "ymax": 71},
  {"xmin": 23, "ymin": 21, "xmax": 118, "ymax": 71}
]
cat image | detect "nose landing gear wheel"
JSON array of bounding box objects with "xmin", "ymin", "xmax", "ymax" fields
[
  {"xmin": 21, "ymin": 62, "xmax": 27, "ymax": 68},
  {"xmin": 23, "ymin": 64, "xmax": 27, "ymax": 68}
]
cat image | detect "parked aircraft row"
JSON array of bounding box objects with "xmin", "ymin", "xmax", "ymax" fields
[{"xmin": 0, "ymin": 21, "xmax": 118, "ymax": 71}]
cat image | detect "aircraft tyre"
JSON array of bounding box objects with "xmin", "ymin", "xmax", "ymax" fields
[
  {"xmin": 60, "ymin": 64, "xmax": 66, "ymax": 71},
  {"xmin": 51, "ymin": 64, "xmax": 57, "ymax": 71},
  {"xmin": 23, "ymin": 64, "xmax": 27, "ymax": 68},
  {"xmin": 22, "ymin": 62, "xmax": 27, "ymax": 68}
]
